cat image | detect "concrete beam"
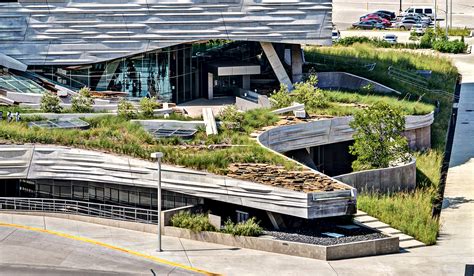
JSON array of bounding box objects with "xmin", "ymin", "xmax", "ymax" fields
[{"xmin": 260, "ymin": 42, "xmax": 293, "ymax": 90}]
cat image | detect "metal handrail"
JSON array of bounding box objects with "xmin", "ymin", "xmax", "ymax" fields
[{"xmin": 0, "ymin": 197, "xmax": 159, "ymax": 224}]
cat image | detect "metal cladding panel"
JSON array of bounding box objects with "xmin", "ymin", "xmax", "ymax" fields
[
  {"xmin": 0, "ymin": 0, "xmax": 333, "ymax": 65},
  {"xmin": 0, "ymin": 145, "xmax": 315, "ymax": 218}
]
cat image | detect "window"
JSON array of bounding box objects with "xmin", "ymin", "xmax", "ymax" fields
[
  {"xmin": 415, "ymin": 8, "xmax": 423, "ymax": 14},
  {"xmin": 236, "ymin": 210, "xmax": 249, "ymax": 223},
  {"xmin": 425, "ymin": 9, "xmax": 432, "ymax": 14},
  {"xmin": 407, "ymin": 8, "xmax": 413, "ymax": 13}
]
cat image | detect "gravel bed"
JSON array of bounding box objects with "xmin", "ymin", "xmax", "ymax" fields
[{"xmin": 264, "ymin": 225, "xmax": 387, "ymax": 246}]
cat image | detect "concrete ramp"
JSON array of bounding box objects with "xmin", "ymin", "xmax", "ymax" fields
[{"xmin": 202, "ymin": 108, "xmax": 218, "ymax": 135}]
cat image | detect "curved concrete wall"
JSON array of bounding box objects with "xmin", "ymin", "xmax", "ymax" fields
[
  {"xmin": 0, "ymin": 0, "xmax": 332, "ymax": 65},
  {"xmin": 0, "ymin": 145, "xmax": 355, "ymax": 219},
  {"xmin": 333, "ymin": 159, "xmax": 417, "ymax": 193},
  {"xmin": 316, "ymin": 72, "xmax": 401, "ymax": 95},
  {"xmin": 258, "ymin": 112, "xmax": 434, "ymax": 153}
]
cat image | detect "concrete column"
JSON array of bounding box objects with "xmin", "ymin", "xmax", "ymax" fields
[
  {"xmin": 291, "ymin": 44, "xmax": 303, "ymax": 83},
  {"xmin": 260, "ymin": 42, "xmax": 293, "ymax": 90},
  {"xmin": 207, "ymin": 72, "xmax": 213, "ymax": 100},
  {"xmin": 242, "ymin": 75, "xmax": 250, "ymax": 90}
]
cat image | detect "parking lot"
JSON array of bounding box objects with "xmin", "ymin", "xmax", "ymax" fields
[{"xmin": 333, "ymin": 0, "xmax": 474, "ymax": 30}]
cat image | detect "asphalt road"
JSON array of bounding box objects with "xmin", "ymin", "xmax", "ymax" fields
[
  {"xmin": 0, "ymin": 226, "xmax": 202, "ymax": 276},
  {"xmin": 333, "ymin": 0, "xmax": 474, "ymax": 30}
]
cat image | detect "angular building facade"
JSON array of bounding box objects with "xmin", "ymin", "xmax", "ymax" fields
[{"xmin": 0, "ymin": 0, "xmax": 332, "ymax": 102}]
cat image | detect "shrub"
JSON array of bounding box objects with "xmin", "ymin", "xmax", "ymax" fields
[
  {"xmin": 349, "ymin": 102, "xmax": 410, "ymax": 171},
  {"xmin": 218, "ymin": 105, "xmax": 244, "ymax": 130},
  {"xmin": 432, "ymin": 38, "xmax": 467, "ymax": 54},
  {"xmin": 40, "ymin": 92, "xmax": 62, "ymax": 113},
  {"xmin": 269, "ymin": 84, "xmax": 292, "ymax": 109},
  {"xmin": 139, "ymin": 96, "xmax": 159, "ymax": 118},
  {"xmin": 117, "ymin": 99, "xmax": 137, "ymax": 119},
  {"xmin": 170, "ymin": 211, "xmax": 216, "ymax": 232},
  {"xmin": 71, "ymin": 87, "xmax": 93, "ymax": 113},
  {"xmin": 292, "ymin": 73, "xmax": 328, "ymax": 111},
  {"xmin": 221, "ymin": 217, "xmax": 263, "ymax": 236}
]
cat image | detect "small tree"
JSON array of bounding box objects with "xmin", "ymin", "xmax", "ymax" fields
[
  {"xmin": 139, "ymin": 96, "xmax": 159, "ymax": 118},
  {"xmin": 40, "ymin": 92, "xmax": 62, "ymax": 113},
  {"xmin": 292, "ymin": 73, "xmax": 328, "ymax": 111},
  {"xmin": 349, "ymin": 102, "xmax": 409, "ymax": 171},
  {"xmin": 71, "ymin": 87, "xmax": 93, "ymax": 113},
  {"xmin": 117, "ymin": 99, "xmax": 137, "ymax": 119}
]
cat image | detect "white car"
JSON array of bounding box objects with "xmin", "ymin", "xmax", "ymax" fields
[
  {"xmin": 383, "ymin": 34, "xmax": 398, "ymax": 44},
  {"xmin": 413, "ymin": 24, "xmax": 426, "ymax": 36},
  {"xmin": 332, "ymin": 30, "xmax": 341, "ymax": 42}
]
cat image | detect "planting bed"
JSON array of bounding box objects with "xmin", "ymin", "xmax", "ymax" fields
[{"xmin": 265, "ymin": 217, "xmax": 387, "ymax": 246}]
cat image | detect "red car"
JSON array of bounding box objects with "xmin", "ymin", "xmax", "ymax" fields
[{"xmin": 360, "ymin": 14, "xmax": 391, "ymax": 27}]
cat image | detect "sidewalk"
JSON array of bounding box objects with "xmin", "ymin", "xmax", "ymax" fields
[{"xmin": 0, "ymin": 211, "xmax": 471, "ymax": 276}]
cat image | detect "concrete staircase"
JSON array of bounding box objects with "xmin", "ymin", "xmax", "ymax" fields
[{"xmin": 354, "ymin": 211, "xmax": 426, "ymax": 250}]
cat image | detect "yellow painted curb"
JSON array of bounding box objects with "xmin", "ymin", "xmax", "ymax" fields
[{"xmin": 0, "ymin": 222, "xmax": 221, "ymax": 276}]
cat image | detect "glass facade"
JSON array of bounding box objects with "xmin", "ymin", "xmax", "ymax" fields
[
  {"xmin": 6, "ymin": 179, "xmax": 200, "ymax": 211},
  {"xmin": 31, "ymin": 44, "xmax": 196, "ymax": 104}
]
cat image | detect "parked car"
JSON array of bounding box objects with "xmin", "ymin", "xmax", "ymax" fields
[
  {"xmin": 396, "ymin": 19, "xmax": 425, "ymax": 30},
  {"xmin": 401, "ymin": 6, "xmax": 436, "ymax": 19},
  {"xmin": 413, "ymin": 24, "xmax": 426, "ymax": 35},
  {"xmin": 403, "ymin": 13, "xmax": 431, "ymax": 24},
  {"xmin": 352, "ymin": 21, "xmax": 385, "ymax": 30},
  {"xmin": 374, "ymin": 10, "xmax": 396, "ymax": 20},
  {"xmin": 383, "ymin": 34, "xmax": 398, "ymax": 44},
  {"xmin": 332, "ymin": 30, "xmax": 341, "ymax": 42},
  {"xmin": 360, "ymin": 16, "xmax": 391, "ymax": 27}
]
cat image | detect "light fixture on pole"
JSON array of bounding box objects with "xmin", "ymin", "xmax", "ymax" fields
[{"xmin": 151, "ymin": 152, "xmax": 164, "ymax": 252}]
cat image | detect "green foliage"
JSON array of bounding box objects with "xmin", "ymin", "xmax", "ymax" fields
[
  {"xmin": 139, "ymin": 97, "xmax": 159, "ymax": 118},
  {"xmin": 432, "ymin": 38, "xmax": 467, "ymax": 54},
  {"xmin": 221, "ymin": 218, "xmax": 263, "ymax": 236},
  {"xmin": 170, "ymin": 211, "xmax": 216, "ymax": 232},
  {"xmin": 448, "ymin": 27, "xmax": 470, "ymax": 36},
  {"xmin": 269, "ymin": 73, "xmax": 328, "ymax": 112},
  {"xmin": 361, "ymin": 83, "xmax": 375, "ymax": 93},
  {"xmin": 241, "ymin": 108, "xmax": 279, "ymax": 131},
  {"xmin": 269, "ymin": 84, "xmax": 292, "ymax": 109},
  {"xmin": 420, "ymin": 28, "xmax": 435, "ymax": 48},
  {"xmin": 218, "ymin": 105, "xmax": 245, "ymax": 131},
  {"xmin": 117, "ymin": 99, "xmax": 137, "ymax": 119},
  {"xmin": 40, "ymin": 92, "xmax": 62, "ymax": 113},
  {"xmin": 357, "ymin": 188, "xmax": 439, "ymax": 245},
  {"xmin": 349, "ymin": 102, "xmax": 410, "ymax": 171},
  {"xmin": 71, "ymin": 87, "xmax": 93, "ymax": 113}
]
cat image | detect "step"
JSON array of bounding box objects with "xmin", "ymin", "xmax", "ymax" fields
[{"xmin": 399, "ymin": 239, "xmax": 426, "ymax": 249}]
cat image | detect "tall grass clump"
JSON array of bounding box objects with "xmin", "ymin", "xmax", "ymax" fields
[
  {"xmin": 357, "ymin": 189, "xmax": 439, "ymax": 245},
  {"xmin": 170, "ymin": 212, "xmax": 216, "ymax": 232},
  {"xmin": 221, "ymin": 218, "xmax": 263, "ymax": 237}
]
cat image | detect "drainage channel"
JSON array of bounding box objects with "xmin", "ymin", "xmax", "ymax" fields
[{"xmin": 431, "ymin": 74, "xmax": 462, "ymax": 218}]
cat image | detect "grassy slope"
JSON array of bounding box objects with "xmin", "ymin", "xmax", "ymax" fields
[{"xmin": 305, "ymin": 44, "xmax": 458, "ymax": 244}]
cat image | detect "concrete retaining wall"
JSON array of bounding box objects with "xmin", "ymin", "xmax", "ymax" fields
[
  {"xmin": 334, "ymin": 159, "xmax": 417, "ymax": 193},
  {"xmin": 163, "ymin": 226, "xmax": 399, "ymax": 260},
  {"xmin": 258, "ymin": 112, "xmax": 434, "ymax": 153},
  {"xmin": 316, "ymin": 72, "xmax": 401, "ymax": 95}
]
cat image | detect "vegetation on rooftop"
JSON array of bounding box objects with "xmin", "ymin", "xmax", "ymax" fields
[
  {"xmin": 304, "ymin": 44, "xmax": 458, "ymax": 244},
  {"xmin": 269, "ymin": 72, "xmax": 434, "ymax": 117}
]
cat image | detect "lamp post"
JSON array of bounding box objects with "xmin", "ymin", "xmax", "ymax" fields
[
  {"xmin": 399, "ymin": 0, "xmax": 402, "ymax": 13},
  {"xmin": 151, "ymin": 152, "xmax": 163, "ymax": 252}
]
